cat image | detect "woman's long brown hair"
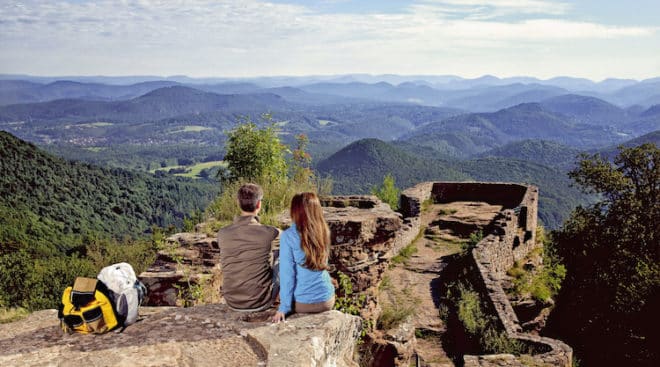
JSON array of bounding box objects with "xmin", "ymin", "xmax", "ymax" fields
[{"xmin": 290, "ymin": 192, "xmax": 330, "ymax": 271}]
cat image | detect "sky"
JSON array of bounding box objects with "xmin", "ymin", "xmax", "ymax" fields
[{"xmin": 1, "ymin": 0, "xmax": 659, "ymax": 81}]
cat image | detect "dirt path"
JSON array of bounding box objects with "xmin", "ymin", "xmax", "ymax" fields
[{"xmin": 382, "ymin": 202, "xmax": 502, "ymax": 367}]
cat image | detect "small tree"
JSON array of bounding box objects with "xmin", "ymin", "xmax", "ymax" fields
[
  {"xmin": 222, "ymin": 115, "xmax": 287, "ymax": 183},
  {"xmin": 208, "ymin": 116, "xmax": 323, "ymax": 226},
  {"xmin": 372, "ymin": 174, "xmax": 400, "ymax": 210}
]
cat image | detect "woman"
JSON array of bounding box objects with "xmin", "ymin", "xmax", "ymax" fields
[{"xmin": 272, "ymin": 192, "xmax": 335, "ymax": 323}]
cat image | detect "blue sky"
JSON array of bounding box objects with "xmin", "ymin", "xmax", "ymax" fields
[{"xmin": 1, "ymin": 0, "xmax": 659, "ymax": 80}]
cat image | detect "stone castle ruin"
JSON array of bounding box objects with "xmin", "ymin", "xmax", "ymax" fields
[
  {"xmin": 398, "ymin": 182, "xmax": 572, "ymax": 366},
  {"xmin": 0, "ymin": 181, "xmax": 572, "ymax": 367}
]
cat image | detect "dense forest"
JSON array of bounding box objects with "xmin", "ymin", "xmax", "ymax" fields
[{"xmin": 0, "ymin": 131, "xmax": 219, "ymax": 309}]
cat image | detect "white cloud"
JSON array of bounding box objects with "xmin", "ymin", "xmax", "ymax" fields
[
  {"xmin": 410, "ymin": 0, "xmax": 571, "ymax": 20},
  {"xmin": 0, "ymin": 0, "xmax": 658, "ymax": 79}
]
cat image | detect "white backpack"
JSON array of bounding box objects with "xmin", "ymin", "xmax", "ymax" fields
[{"xmin": 97, "ymin": 262, "xmax": 147, "ymax": 326}]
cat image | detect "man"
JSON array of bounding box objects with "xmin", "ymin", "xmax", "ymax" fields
[{"xmin": 218, "ymin": 183, "xmax": 280, "ymax": 311}]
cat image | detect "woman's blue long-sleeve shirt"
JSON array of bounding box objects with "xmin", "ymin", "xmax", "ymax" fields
[{"xmin": 278, "ymin": 223, "xmax": 334, "ymax": 314}]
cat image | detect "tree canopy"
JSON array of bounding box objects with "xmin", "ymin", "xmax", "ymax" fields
[
  {"xmin": 548, "ymin": 143, "xmax": 659, "ymax": 366},
  {"xmin": 222, "ymin": 116, "xmax": 287, "ymax": 182}
]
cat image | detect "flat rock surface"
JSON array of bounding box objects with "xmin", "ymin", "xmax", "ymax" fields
[{"xmin": 0, "ymin": 305, "xmax": 361, "ymax": 367}]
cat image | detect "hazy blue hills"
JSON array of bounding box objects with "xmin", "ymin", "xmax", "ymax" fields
[
  {"xmin": 472, "ymin": 131, "xmax": 659, "ymax": 172},
  {"xmin": 641, "ymin": 104, "xmax": 660, "ymax": 117},
  {"xmin": 605, "ymin": 80, "xmax": 660, "ymax": 107},
  {"xmin": 0, "ymin": 86, "xmax": 290, "ymax": 123},
  {"xmin": 305, "ymin": 103, "xmax": 463, "ymax": 143},
  {"xmin": 401, "ymin": 130, "xmax": 502, "ymax": 158},
  {"xmin": 400, "ymin": 103, "xmax": 627, "ymax": 158},
  {"xmin": 194, "ymin": 82, "xmax": 261, "ymax": 95},
  {"xmin": 299, "ymin": 81, "xmax": 448, "ymax": 106},
  {"xmin": 3, "ymin": 74, "xmax": 658, "ymax": 107},
  {"xmin": 0, "ymin": 79, "xmax": 180, "ymax": 105},
  {"xmin": 438, "ymin": 83, "xmax": 567, "ymax": 112},
  {"xmin": 298, "ymin": 80, "xmax": 572, "ymax": 111},
  {"xmin": 261, "ymin": 86, "xmax": 361, "ymax": 105},
  {"xmin": 0, "ymin": 86, "xmax": 286, "ymax": 122},
  {"xmin": 540, "ymin": 94, "xmax": 631, "ymax": 126}
]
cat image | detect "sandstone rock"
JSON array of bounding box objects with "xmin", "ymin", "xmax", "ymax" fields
[
  {"xmin": 140, "ymin": 232, "xmax": 222, "ymax": 307},
  {"xmin": 0, "ymin": 306, "xmax": 361, "ymax": 367},
  {"xmin": 248, "ymin": 310, "xmax": 361, "ymax": 367},
  {"xmin": 321, "ymin": 197, "xmax": 402, "ymax": 293}
]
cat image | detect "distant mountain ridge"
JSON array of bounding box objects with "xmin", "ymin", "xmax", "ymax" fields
[
  {"xmin": 3, "ymin": 74, "xmax": 659, "ymax": 109},
  {"xmin": 540, "ymin": 94, "xmax": 631, "ymax": 126},
  {"xmin": 0, "ymin": 86, "xmax": 289, "ymax": 123},
  {"xmin": 399, "ymin": 102, "xmax": 630, "ymax": 157}
]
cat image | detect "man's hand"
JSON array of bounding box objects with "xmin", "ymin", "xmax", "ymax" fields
[{"xmin": 272, "ymin": 311, "xmax": 286, "ymax": 323}]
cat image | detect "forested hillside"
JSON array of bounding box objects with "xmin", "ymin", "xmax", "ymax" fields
[
  {"xmin": 476, "ymin": 139, "xmax": 582, "ymax": 170},
  {"xmin": 0, "ymin": 131, "xmax": 219, "ymax": 255},
  {"xmin": 0, "ymin": 131, "xmax": 221, "ymax": 309},
  {"xmin": 316, "ymin": 138, "xmax": 469, "ymax": 193}
]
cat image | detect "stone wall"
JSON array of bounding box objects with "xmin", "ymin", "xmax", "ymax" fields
[{"xmin": 401, "ymin": 182, "xmax": 572, "ymax": 367}]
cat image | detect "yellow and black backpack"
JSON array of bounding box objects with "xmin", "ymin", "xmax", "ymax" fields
[{"xmin": 58, "ymin": 277, "xmax": 123, "ymax": 334}]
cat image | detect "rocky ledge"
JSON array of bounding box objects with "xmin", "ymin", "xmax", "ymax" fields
[{"xmin": 0, "ymin": 305, "xmax": 361, "ymax": 367}]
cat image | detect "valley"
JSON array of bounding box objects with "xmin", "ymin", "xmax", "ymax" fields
[{"xmin": 1, "ymin": 74, "xmax": 658, "ymax": 231}]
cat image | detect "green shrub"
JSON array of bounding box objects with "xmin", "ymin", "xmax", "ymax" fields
[
  {"xmin": 482, "ymin": 327, "xmax": 527, "ymax": 354},
  {"xmin": 86, "ymin": 237, "xmax": 157, "ymax": 276},
  {"xmin": 456, "ymin": 283, "xmax": 488, "ymax": 334},
  {"xmin": 461, "ymin": 230, "xmax": 484, "ymax": 253},
  {"xmin": 371, "ymin": 174, "xmax": 400, "ymax": 210},
  {"xmin": 508, "ymin": 232, "xmax": 566, "ymax": 303},
  {"xmin": 333, "ymin": 271, "xmax": 372, "ymax": 342},
  {"xmin": 391, "ymin": 243, "xmax": 418, "ymax": 265},
  {"xmin": 421, "ymin": 198, "xmax": 434, "ymax": 212},
  {"xmin": 438, "ymin": 208, "xmax": 458, "ymax": 215},
  {"xmin": 378, "ymin": 300, "xmax": 416, "ymax": 330},
  {"xmin": 221, "ymin": 117, "xmax": 287, "ymax": 183},
  {"xmin": 334, "ymin": 272, "xmax": 366, "ymax": 316},
  {"xmin": 0, "ymin": 253, "xmax": 97, "ymax": 310}
]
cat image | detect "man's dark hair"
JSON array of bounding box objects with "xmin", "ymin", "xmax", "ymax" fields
[{"xmin": 237, "ymin": 183, "xmax": 263, "ymax": 212}]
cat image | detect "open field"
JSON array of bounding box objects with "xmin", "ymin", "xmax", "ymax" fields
[
  {"xmin": 168, "ymin": 125, "xmax": 214, "ymax": 133},
  {"xmin": 73, "ymin": 122, "xmax": 114, "ymax": 128},
  {"xmin": 152, "ymin": 160, "xmax": 225, "ymax": 178}
]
